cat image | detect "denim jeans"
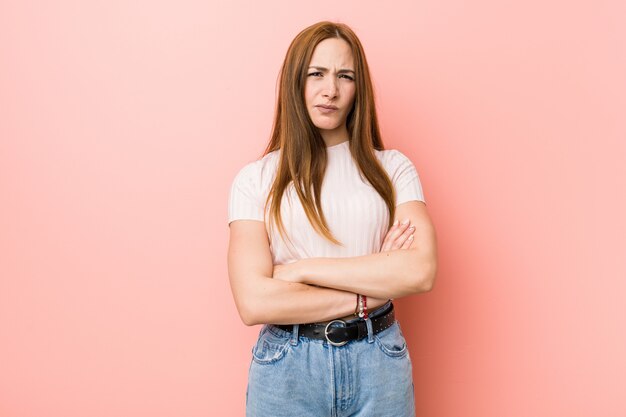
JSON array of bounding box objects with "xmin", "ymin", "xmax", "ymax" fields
[{"xmin": 245, "ymin": 304, "xmax": 416, "ymax": 417}]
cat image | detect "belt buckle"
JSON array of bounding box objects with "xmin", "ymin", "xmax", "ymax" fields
[{"xmin": 324, "ymin": 319, "xmax": 348, "ymax": 346}]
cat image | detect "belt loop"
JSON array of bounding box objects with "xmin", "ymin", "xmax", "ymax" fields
[
  {"xmin": 365, "ymin": 317, "xmax": 374, "ymax": 343},
  {"xmin": 290, "ymin": 324, "xmax": 299, "ymax": 346}
]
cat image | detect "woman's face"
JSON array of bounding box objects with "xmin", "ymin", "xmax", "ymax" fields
[{"xmin": 304, "ymin": 38, "xmax": 356, "ymax": 139}]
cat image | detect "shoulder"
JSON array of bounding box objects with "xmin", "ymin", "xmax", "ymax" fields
[
  {"xmin": 232, "ymin": 149, "xmax": 280, "ymax": 182},
  {"xmin": 375, "ymin": 146, "xmax": 425, "ymax": 205},
  {"xmin": 228, "ymin": 150, "xmax": 280, "ymax": 224},
  {"xmin": 374, "ymin": 147, "xmax": 416, "ymax": 172}
]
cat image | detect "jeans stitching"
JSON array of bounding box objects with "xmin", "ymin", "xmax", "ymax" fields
[
  {"xmin": 251, "ymin": 325, "xmax": 292, "ymax": 365},
  {"xmin": 373, "ymin": 322, "xmax": 409, "ymax": 358}
]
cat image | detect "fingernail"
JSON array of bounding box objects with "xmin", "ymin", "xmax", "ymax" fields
[
  {"xmin": 401, "ymin": 218, "xmax": 410, "ymax": 225},
  {"xmin": 409, "ymin": 225, "xmax": 415, "ymax": 231},
  {"xmin": 408, "ymin": 234, "xmax": 414, "ymax": 240},
  {"xmin": 393, "ymin": 219, "xmax": 399, "ymax": 226}
]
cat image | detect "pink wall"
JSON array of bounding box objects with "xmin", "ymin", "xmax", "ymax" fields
[{"xmin": 1, "ymin": 1, "xmax": 625, "ymax": 416}]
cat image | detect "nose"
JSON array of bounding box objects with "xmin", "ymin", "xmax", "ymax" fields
[{"xmin": 323, "ymin": 77, "xmax": 338, "ymax": 99}]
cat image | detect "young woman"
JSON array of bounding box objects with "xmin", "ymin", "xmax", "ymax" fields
[{"xmin": 227, "ymin": 21, "xmax": 437, "ymax": 417}]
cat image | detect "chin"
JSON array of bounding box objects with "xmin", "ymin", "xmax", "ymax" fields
[{"xmin": 313, "ymin": 121, "xmax": 343, "ymax": 130}]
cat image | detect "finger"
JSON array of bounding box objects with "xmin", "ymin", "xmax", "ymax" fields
[
  {"xmin": 390, "ymin": 224, "xmax": 415, "ymax": 250},
  {"xmin": 384, "ymin": 222, "xmax": 411, "ymax": 251},
  {"xmin": 400, "ymin": 233, "xmax": 414, "ymax": 249},
  {"xmin": 381, "ymin": 219, "xmax": 411, "ymax": 251},
  {"xmin": 380, "ymin": 219, "xmax": 401, "ymax": 250}
]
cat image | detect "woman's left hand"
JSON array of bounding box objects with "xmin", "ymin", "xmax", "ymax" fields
[{"xmin": 272, "ymin": 261, "xmax": 302, "ymax": 283}]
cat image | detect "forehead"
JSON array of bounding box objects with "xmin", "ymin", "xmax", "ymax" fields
[{"xmin": 309, "ymin": 38, "xmax": 354, "ymax": 67}]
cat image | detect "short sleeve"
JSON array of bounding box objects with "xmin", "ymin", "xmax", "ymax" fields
[
  {"xmin": 389, "ymin": 150, "xmax": 426, "ymax": 206},
  {"xmin": 227, "ymin": 162, "xmax": 265, "ymax": 225}
]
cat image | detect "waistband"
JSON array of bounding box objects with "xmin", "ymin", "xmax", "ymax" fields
[{"xmin": 273, "ymin": 300, "xmax": 395, "ymax": 346}]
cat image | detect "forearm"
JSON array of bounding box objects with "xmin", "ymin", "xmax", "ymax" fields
[
  {"xmin": 239, "ymin": 276, "xmax": 359, "ymax": 326},
  {"xmin": 298, "ymin": 247, "xmax": 436, "ymax": 299}
]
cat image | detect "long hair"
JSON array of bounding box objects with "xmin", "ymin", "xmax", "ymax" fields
[{"xmin": 262, "ymin": 21, "xmax": 397, "ymax": 246}]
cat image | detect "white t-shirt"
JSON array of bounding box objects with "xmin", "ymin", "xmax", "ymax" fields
[{"xmin": 227, "ymin": 140, "xmax": 425, "ymax": 265}]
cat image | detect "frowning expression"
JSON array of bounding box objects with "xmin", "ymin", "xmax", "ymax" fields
[{"xmin": 304, "ymin": 38, "xmax": 356, "ymax": 135}]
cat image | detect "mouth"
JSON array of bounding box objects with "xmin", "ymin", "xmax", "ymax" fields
[{"xmin": 316, "ymin": 104, "xmax": 338, "ymax": 110}]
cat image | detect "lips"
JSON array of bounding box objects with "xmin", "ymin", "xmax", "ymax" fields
[{"xmin": 316, "ymin": 104, "xmax": 338, "ymax": 110}]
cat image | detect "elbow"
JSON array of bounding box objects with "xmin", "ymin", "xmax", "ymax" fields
[
  {"xmin": 233, "ymin": 278, "xmax": 276, "ymax": 326},
  {"xmin": 423, "ymin": 261, "xmax": 438, "ymax": 292},
  {"xmin": 237, "ymin": 299, "xmax": 262, "ymax": 326},
  {"xmin": 420, "ymin": 275, "xmax": 435, "ymax": 292},
  {"xmin": 410, "ymin": 260, "xmax": 437, "ymax": 294},
  {"xmin": 240, "ymin": 311, "xmax": 258, "ymax": 327}
]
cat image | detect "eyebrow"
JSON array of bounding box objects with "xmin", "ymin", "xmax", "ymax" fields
[{"xmin": 308, "ymin": 66, "xmax": 355, "ymax": 74}]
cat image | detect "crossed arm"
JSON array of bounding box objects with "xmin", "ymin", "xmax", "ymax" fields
[{"xmin": 227, "ymin": 200, "xmax": 437, "ymax": 326}]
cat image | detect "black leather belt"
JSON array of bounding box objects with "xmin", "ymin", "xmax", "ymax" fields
[{"xmin": 273, "ymin": 301, "xmax": 395, "ymax": 346}]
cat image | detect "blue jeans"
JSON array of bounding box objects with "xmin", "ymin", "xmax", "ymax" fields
[{"xmin": 246, "ymin": 304, "xmax": 416, "ymax": 416}]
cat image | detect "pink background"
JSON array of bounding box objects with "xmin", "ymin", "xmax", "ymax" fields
[{"xmin": 1, "ymin": 1, "xmax": 625, "ymax": 416}]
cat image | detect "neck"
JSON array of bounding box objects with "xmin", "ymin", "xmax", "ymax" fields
[{"xmin": 321, "ymin": 126, "xmax": 350, "ymax": 148}]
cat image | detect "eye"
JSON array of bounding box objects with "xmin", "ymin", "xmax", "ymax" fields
[{"xmin": 307, "ymin": 72, "xmax": 354, "ymax": 80}]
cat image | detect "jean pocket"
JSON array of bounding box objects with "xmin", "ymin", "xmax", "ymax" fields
[
  {"xmin": 251, "ymin": 325, "xmax": 292, "ymax": 365},
  {"xmin": 373, "ymin": 321, "xmax": 409, "ymax": 358}
]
